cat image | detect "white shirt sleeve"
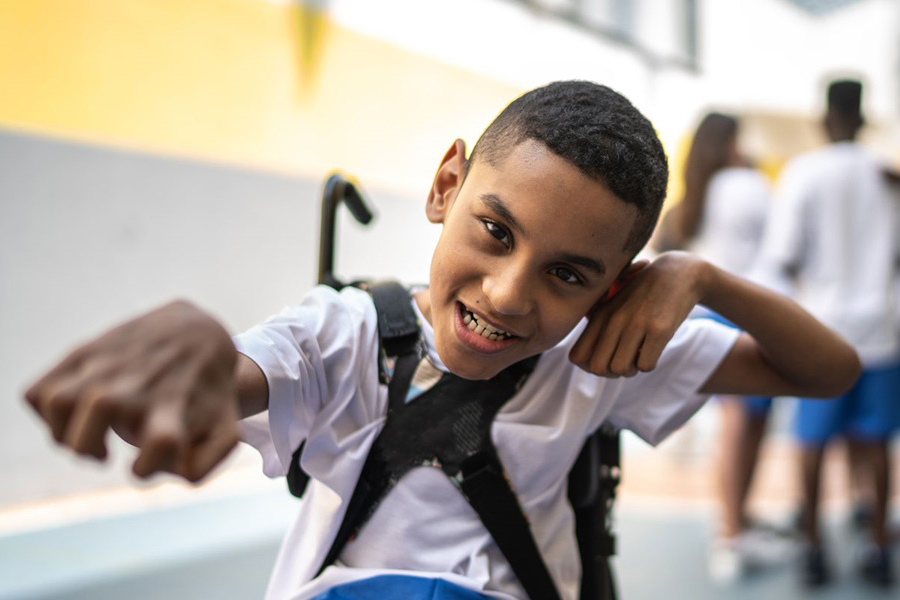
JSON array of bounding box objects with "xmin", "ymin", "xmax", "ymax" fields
[
  {"xmin": 234, "ymin": 285, "xmax": 382, "ymax": 478},
  {"xmin": 603, "ymin": 318, "xmax": 739, "ymax": 446}
]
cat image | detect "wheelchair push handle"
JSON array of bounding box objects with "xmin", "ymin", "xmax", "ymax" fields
[{"xmin": 318, "ymin": 173, "xmax": 374, "ymax": 288}]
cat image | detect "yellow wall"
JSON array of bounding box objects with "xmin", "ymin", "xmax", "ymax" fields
[{"xmin": 0, "ymin": 0, "xmax": 521, "ymax": 193}]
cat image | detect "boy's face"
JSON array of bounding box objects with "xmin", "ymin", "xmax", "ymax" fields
[{"xmin": 417, "ymin": 138, "xmax": 638, "ymax": 380}]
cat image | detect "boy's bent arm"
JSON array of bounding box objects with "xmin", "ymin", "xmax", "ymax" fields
[
  {"xmin": 571, "ymin": 252, "xmax": 859, "ymax": 399},
  {"xmin": 697, "ymin": 261, "xmax": 860, "ymax": 397}
]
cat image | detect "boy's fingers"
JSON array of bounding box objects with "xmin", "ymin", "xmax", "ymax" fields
[
  {"xmin": 634, "ymin": 312, "xmax": 680, "ymax": 373},
  {"xmin": 568, "ymin": 334, "xmax": 590, "ymax": 368},
  {"xmin": 63, "ymin": 384, "xmax": 124, "ymax": 459},
  {"xmin": 132, "ymin": 401, "xmax": 188, "ymax": 478},
  {"xmin": 34, "ymin": 376, "xmax": 83, "ymax": 442},
  {"xmin": 133, "ymin": 440, "xmax": 180, "ymax": 479},
  {"xmin": 25, "ymin": 345, "xmax": 90, "ymax": 403},
  {"xmin": 587, "ymin": 316, "xmax": 626, "ymax": 376},
  {"xmin": 57, "ymin": 355, "xmax": 140, "ymax": 457},
  {"xmin": 635, "ymin": 334, "xmax": 666, "ymax": 372},
  {"xmin": 182, "ymin": 420, "xmax": 241, "ymax": 483},
  {"xmin": 570, "ymin": 324, "xmax": 603, "ymax": 370},
  {"xmin": 31, "ymin": 351, "xmax": 124, "ymax": 441},
  {"xmin": 571, "ymin": 305, "xmax": 612, "ymax": 366},
  {"xmin": 608, "ymin": 329, "xmax": 644, "ymax": 377}
]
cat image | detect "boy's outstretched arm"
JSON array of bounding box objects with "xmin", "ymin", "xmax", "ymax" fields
[
  {"xmin": 570, "ymin": 252, "xmax": 860, "ymax": 398},
  {"xmin": 24, "ymin": 300, "xmax": 269, "ymax": 482}
]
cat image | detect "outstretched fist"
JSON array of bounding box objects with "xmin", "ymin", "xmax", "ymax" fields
[{"xmin": 25, "ymin": 300, "xmax": 241, "ymax": 482}]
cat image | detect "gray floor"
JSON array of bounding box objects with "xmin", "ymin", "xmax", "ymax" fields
[
  {"xmin": 616, "ymin": 507, "xmax": 898, "ymax": 600},
  {"xmin": 1, "ymin": 488, "xmax": 896, "ymax": 600},
  {"xmin": 33, "ymin": 543, "xmax": 278, "ymax": 600}
]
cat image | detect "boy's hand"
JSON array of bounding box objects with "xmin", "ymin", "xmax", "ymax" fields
[
  {"xmin": 24, "ymin": 300, "xmax": 241, "ymax": 482},
  {"xmin": 570, "ymin": 252, "xmax": 707, "ymax": 377}
]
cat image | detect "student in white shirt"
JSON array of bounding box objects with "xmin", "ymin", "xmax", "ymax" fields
[{"xmin": 757, "ymin": 79, "xmax": 898, "ymax": 588}]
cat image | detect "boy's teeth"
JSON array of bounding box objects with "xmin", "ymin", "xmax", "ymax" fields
[{"xmin": 462, "ymin": 306, "xmax": 511, "ymax": 339}]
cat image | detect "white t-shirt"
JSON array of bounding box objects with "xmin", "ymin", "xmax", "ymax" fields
[
  {"xmin": 690, "ymin": 166, "xmax": 770, "ymax": 276},
  {"xmin": 236, "ymin": 285, "xmax": 739, "ymax": 600},
  {"xmin": 758, "ymin": 141, "xmax": 899, "ymax": 366}
]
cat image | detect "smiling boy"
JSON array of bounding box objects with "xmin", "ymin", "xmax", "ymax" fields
[
  {"xmin": 421, "ymin": 138, "xmax": 639, "ymax": 381},
  {"xmin": 25, "ymin": 81, "xmax": 859, "ymax": 600}
]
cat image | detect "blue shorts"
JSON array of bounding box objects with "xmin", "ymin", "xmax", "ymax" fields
[
  {"xmin": 794, "ymin": 361, "xmax": 900, "ymax": 446},
  {"xmin": 311, "ymin": 576, "xmax": 492, "ymax": 600},
  {"xmin": 719, "ymin": 394, "xmax": 773, "ymax": 416},
  {"xmin": 700, "ymin": 311, "xmax": 773, "ymax": 416}
]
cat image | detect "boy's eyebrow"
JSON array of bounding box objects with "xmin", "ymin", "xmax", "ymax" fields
[
  {"xmin": 480, "ymin": 193, "xmax": 607, "ymax": 276},
  {"xmin": 560, "ymin": 253, "xmax": 606, "ymax": 276},
  {"xmin": 480, "ymin": 193, "xmax": 524, "ymax": 234}
]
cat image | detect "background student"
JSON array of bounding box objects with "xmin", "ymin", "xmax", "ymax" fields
[{"xmin": 756, "ymin": 78, "xmax": 899, "ymax": 588}]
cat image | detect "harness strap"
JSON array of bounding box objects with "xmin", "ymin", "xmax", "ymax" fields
[
  {"xmin": 459, "ymin": 452, "xmax": 561, "ymax": 600},
  {"xmin": 314, "ymin": 283, "xmax": 560, "ymax": 600},
  {"xmin": 367, "ymin": 281, "xmax": 419, "ymax": 359},
  {"xmin": 367, "ymin": 280, "xmax": 421, "ymax": 412},
  {"xmin": 286, "ymin": 281, "xmax": 419, "ymax": 498}
]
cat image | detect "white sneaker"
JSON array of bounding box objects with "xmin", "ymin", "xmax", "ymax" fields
[
  {"xmin": 708, "ymin": 529, "xmax": 797, "ymax": 583},
  {"xmin": 708, "ymin": 538, "xmax": 745, "ymax": 583}
]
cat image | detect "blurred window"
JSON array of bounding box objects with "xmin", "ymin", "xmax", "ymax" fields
[
  {"xmin": 517, "ymin": 0, "xmax": 698, "ymax": 70},
  {"xmin": 783, "ymin": 0, "xmax": 864, "ymax": 17}
]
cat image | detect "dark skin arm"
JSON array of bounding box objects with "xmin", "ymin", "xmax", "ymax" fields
[{"xmin": 570, "ymin": 252, "xmax": 860, "ymax": 398}]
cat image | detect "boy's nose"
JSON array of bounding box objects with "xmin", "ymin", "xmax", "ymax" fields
[{"xmin": 482, "ymin": 266, "xmax": 533, "ymax": 317}]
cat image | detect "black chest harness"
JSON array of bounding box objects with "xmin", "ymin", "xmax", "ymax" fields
[{"xmin": 286, "ymin": 281, "xmax": 619, "ymax": 600}]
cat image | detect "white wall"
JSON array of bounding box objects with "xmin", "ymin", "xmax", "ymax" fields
[
  {"xmin": 328, "ymin": 0, "xmax": 900, "ymax": 156},
  {"xmin": 0, "ymin": 130, "xmax": 435, "ymax": 509}
]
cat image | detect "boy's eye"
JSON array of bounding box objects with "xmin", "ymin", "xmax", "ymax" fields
[
  {"xmin": 550, "ymin": 266, "xmax": 583, "ymax": 285},
  {"xmin": 483, "ymin": 220, "xmax": 510, "ymax": 247}
]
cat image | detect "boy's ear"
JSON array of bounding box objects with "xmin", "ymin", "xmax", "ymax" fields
[
  {"xmin": 600, "ymin": 259, "xmax": 649, "ymax": 303},
  {"xmin": 426, "ymin": 139, "xmax": 467, "ymax": 224}
]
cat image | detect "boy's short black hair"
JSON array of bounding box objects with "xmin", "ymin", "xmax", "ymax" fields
[{"xmin": 466, "ymin": 80, "xmax": 668, "ymax": 253}]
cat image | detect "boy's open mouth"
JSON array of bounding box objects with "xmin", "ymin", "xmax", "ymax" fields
[{"xmin": 458, "ymin": 303, "xmax": 516, "ymax": 341}]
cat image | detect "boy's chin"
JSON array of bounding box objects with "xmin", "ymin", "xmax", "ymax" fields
[
  {"xmin": 448, "ymin": 364, "xmax": 504, "ymax": 381},
  {"xmin": 439, "ymin": 350, "xmax": 518, "ymax": 381}
]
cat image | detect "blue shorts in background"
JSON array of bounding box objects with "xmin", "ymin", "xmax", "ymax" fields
[
  {"xmin": 719, "ymin": 394, "xmax": 773, "ymax": 416},
  {"xmin": 794, "ymin": 361, "xmax": 900, "ymax": 446}
]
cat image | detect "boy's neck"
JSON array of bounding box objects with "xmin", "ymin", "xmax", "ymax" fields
[{"xmin": 413, "ymin": 288, "xmax": 433, "ymax": 326}]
